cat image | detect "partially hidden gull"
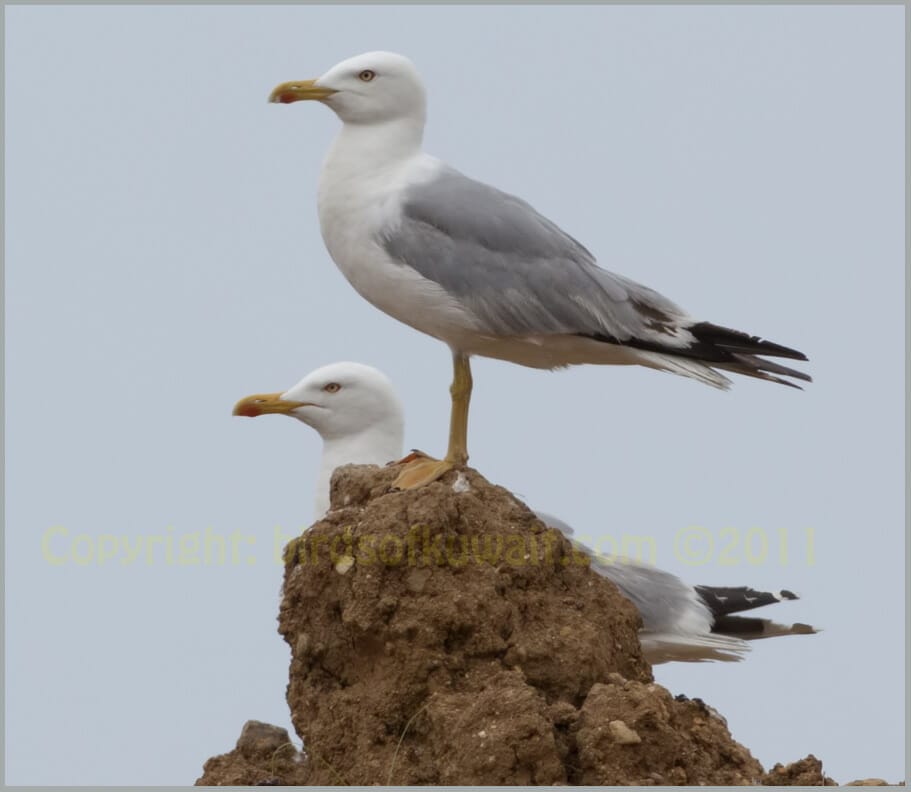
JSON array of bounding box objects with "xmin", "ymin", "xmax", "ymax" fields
[
  {"xmin": 233, "ymin": 362, "xmax": 817, "ymax": 664},
  {"xmin": 269, "ymin": 52, "xmax": 810, "ymax": 490}
]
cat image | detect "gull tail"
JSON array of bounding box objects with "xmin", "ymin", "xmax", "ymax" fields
[
  {"xmin": 629, "ymin": 350, "xmax": 734, "ymax": 390},
  {"xmin": 640, "ymin": 632, "xmax": 750, "ymax": 664}
]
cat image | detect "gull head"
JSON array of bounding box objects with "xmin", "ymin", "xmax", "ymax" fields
[
  {"xmin": 233, "ymin": 361, "xmax": 404, "ymax": 441},
  {"xmin": 269, "ymin": 51, "xmax": 426, "ymax": 125}
]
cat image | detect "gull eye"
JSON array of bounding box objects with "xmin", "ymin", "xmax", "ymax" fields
[
  {"xmin": 358, "ymin": 69, "xmax": 376, "ymax": 82},
  {"xmin": 323, "ymin": 382, "xmax": 342, "ymax": 393}
]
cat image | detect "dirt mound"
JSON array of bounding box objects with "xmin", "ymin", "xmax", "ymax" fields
[
  {"xmin": 197, "ymin": 720, "xmax": 308, "ymax": 786},
  {"xmin": 196, "ymin": 464, "xmax": 849, "ymax": 785},
  {"xmin": 761, "ymin": 754, "xmax": 837, "ymax": 785}
]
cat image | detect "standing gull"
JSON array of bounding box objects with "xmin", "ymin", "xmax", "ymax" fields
[
  {"xmin": 233, "ymin": 362, "xmax": 817, "ymax": 664},
  {"xmin": 269, "ymin": 52, "xmax": 810, "ymax": 488}
]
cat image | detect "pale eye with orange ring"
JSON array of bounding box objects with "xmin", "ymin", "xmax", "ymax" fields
[
  {"xmin": 358, "ymin": 69, "xmax": 376, "ymax": 82},
  {"xmin": 323, "ymin": 382, "xmax": 342, "ymax": 393}
]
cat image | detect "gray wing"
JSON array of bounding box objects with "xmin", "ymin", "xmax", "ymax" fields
[
  {"xmin": 380, "ymin": 166, "xmax": 690, "ymax": 344},
  {"xmin": 537, "ymin": 510, "xmax": 815, "ymax": 662},
  {"xmin": 534, "ymin": 510, "xmax": 749, "ymax": 662},
  {"xmin": 588, "ymin": 554, "xmax": 713, "ymax": 636},
  {"xmin": 534, "ymin": 510, "xmax": 712, "ymax": 635},
  {"xmin": 380, "ymin": 166, "xmax": 810, "ymax": 387}
]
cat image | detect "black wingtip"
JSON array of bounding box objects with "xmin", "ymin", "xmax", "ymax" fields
[
  {"xmin": 689, "ymin": 322, "xmax": 809, "ymax": 362},
  {"xmin": 577, "ymin": 318, "xmax": 810, "ymax": 389},
  {"xmin": 695, "ymin": 585, "xmax": 803, "ymax": 618},
  {"xmin": 710, "ymin": 614, "xmax": 820, "ymax": 639}
]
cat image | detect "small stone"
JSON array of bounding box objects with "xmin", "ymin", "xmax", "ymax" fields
[
  {"xmin": 452, "ymin": 472, "xmax": 471, "ymax": 493},
  {"xmin": 236, "ymin": 720, "xmax": 292, "ymax": 758},
  {"xmin": 405, "ymin": 567, "xmax": 432, "ymax": 593},
  {"xmin": 334, "ymin": 555, "xmax": 355, "ymax": 574},
  {"xmin": 608, "ymin": 720, "xmax": 642, "ymax": 745},
  {"xmin": 545, "ymin": 699, "xmax": 577, "ymax": 727},
  {"xmin": 378, "ymin": 594, "xmax": 398, "ymax": 616}
]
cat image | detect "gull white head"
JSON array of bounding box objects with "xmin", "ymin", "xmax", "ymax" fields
[
  {"xmin": 233, "ymin": 362, "xmax": 405, "ymax": 517},
  {"xmin": 269, "ymin": 51, "xmax": 426, "ymax": 126}
]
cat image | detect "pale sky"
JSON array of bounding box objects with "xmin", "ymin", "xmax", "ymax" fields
[{"xmin": 5, "ymin": 4, "xmax": 906, "ymax": 786}]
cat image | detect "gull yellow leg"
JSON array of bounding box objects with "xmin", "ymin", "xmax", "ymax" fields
[
  {"xmin": 446, "ymin": 351, "xmax": 472, "ymax": 465},
  {"xmin": 392, "ymin": 352, "xmax": 472, "ymax": 489}
]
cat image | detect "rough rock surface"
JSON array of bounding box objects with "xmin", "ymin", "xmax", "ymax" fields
[
  {"xmin": 279, "ymin": 464, "xmax": 652, "ymax": 785},
  {"xmin": 196, "ymin": 720, "xmax": 308, "ymax": 786},
  {"xmin": 761, "ymin": 753, "xmax": 837, "ymax": 785},
  {"xmin": 573, "ymin": 680, "xmax": 764, "ymax": 785},
  {"xmin": 196, "ymin": 464, "xmax": 864, "ymax": 786}
]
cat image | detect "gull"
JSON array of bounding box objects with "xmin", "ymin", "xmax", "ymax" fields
[
  {"xmin": 269, "ymin": 52, "xmax": 810, "ymax": 489},
  {"xmin": 233, "ymin": 362, "xmax": 816, "ymax": 664}
]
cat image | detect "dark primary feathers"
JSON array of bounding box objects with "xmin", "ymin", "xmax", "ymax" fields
[
  {"xmin": 710, "ymin": 615, "xmax": 818, "ymax": 640},
  {"xmin": 696, "ymin": 585, "xmax": 817, "ymax": 641},
  {"xmin": 696, "ymin": 585, "xmax": 798, "ymax": 618}
]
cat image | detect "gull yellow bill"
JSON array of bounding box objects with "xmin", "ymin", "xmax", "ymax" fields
[
  {"xmin": 269, "ymin": 80, "xmax": 336, "ymax": 104},
  {"xmin": 232, "ymin": 393, "xmax": 310, "ymax": 418}
]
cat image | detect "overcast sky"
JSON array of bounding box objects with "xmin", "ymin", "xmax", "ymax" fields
[{"xmin": 5, "ymin": 4, "xmax": 905, "ymax": 786}]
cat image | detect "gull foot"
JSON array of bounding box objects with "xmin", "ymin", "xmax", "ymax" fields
[{"xmin": 391, "ymin": 453, "xmax": 456, "ymax": 490}]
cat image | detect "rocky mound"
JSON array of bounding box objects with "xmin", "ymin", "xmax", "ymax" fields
[
  {"xmin": 198, "ymin": 721, "xmax": 309, "ymax": 786},
  {"xmin": 197, "ymin": 464, "xmax": 851, "ymax": 786}
]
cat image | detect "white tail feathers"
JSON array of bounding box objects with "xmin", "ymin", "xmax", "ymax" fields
[
  {"xmin": 640, "ymin": 632, "xmax": 750, "ymax": 664},
  {"xmin": 632, "ymin": 350, "xmax": 733, "ymax": 390}
]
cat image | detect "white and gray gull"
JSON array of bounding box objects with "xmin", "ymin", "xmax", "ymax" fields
[
  {"xmin": 233, "ymin": 362, "xmax": 816, "ymax": 665},
  {"xmin": 269, "ymin": 53, "xmax": 810, "ymax": 490}
]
